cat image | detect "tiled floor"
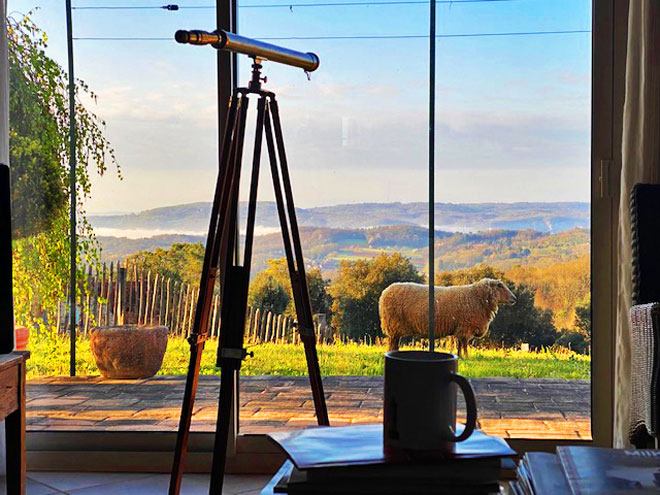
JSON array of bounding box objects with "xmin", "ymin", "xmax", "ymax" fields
[
  {"xmin": 0, "ymin": 472, "xmax": 270, "ymax": 494},
  {"xmin": 27, "ymin": 376, "xmax": 592, "ymax": 439}
]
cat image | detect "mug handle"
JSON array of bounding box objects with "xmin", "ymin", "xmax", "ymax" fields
[{"xmin": 448, "ymin": 373, "xmax": 477, "ymax": 442}]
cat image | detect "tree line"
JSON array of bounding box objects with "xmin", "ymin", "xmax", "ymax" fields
[{"xmin": 127, "ymin": 244, "xmax": 591, "ymax": 353}]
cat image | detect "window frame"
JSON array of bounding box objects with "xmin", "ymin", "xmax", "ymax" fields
[{"xmin": 24, "ymin": 0, "xmax": 626, "ymax": 471}]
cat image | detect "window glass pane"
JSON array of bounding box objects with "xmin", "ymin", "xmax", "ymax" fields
[
  {"xmin": 237, "ymin": 0, "xmax": 592, "ymax": 441},
  {"xmin": 14, "ymin": 0, "xmax": 591, "ymax": 440},
  {"xmin": 13, "ymin": 2, "xmax": 220, "ymax": 432}
]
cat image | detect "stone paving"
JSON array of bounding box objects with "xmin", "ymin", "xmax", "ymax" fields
[{"xmin": 26, "ymin": 376, "xmax": 591, "ymax": 439}]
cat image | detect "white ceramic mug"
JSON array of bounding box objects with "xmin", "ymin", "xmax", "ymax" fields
[{"xmin": 383, "ymin": 351, "xmax": 477, "ymax": 456}]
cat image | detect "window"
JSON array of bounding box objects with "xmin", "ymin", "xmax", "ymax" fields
[{"xmin": 14, "ymin": 0, "xmax": 623, "ymax": 465}]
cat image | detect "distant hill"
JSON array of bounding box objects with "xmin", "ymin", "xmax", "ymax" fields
[
  {"xmin": 90, "ymin": 201, "xmax": 589, "ymax": 234},
  {"xmin": 98, "ymin": 225, "xmax": 590, "ymax": 276},
  {"xmin": 98, "ymin": 234, "xmax": 205, "ymax": 261}
]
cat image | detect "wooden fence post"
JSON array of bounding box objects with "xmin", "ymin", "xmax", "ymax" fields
[
  {"xmin": 164, "ymin": 278, "xmax": 171, "ymax": 328},
  {"xmin": 108, "ymin": 262, "xmax": 115, "ymax": 325},
  {"xmin": 175, "ymin": 283, "xmax": 184, "ymax": 335},
  {"xmin": 211, "ymin": 294, "xmax": 219, "ymax": 337},
  {"xmin": 150, "ymin": 273, "xmax": 159, "ymax": 326},
  {"xmin": 118, "ymin": 264, "xmax": 126, "ymax": 326},
  {"xmin": 253, "ymin": 308, "xmax": 261, "ymax": 343},
  {"xmin": 158, "ymin": 273, "xmax": 165, "ymax": 326},
  {"xmin": 144, "ymin": 270, "xmax": 152, "ymax": 326},
  {"xmin": 83, "ymin": 265, "xmax": 91, "ymax": 334},
  {"xmin": 264, "ymin": 312, "xmax": 272, "ymax": 342},
  {"xmin": 187, "ymin": 288, "xmax": 196, "ymax": 337},
  {"xmin": 137, "ymin": 268, "xmax": 145, "ymax": 325}
]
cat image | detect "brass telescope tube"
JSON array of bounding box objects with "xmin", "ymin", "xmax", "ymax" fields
[{"xmin": 175, "ymin": 29, "xmax": 320, "ymax": 72}]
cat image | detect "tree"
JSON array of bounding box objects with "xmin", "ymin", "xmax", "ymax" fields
[
  {"xmin": 556, "ymin": 295, "xmax": 591, "ymax": 353},
  {"xmin": 488, "ymin": 284, "xmax": 558, "ymax": 348},
  {"xmin": 328, "ymin": 252, "xmax": 423, "ymax": 339},
  {"xmin": 247, "ymin": 272, "xmax": 290, "ymax": 315},
  {"xmin": 573, "ymin": 295, "xmax": 591, "ymax": 337},
  {"xmin": 252, "ymin": 258, "xmax": 332, "ymax": 317},
  {"xmin": 126, "ymin": 243, "xmax": 205, "ymax": 287},
  {"xmin": 435, "ymin": 264, "xmax": 505, "ymax": 286},
  {"xmin": 8, "ymin": 14, "xmax": 118, "ymax": 329},
  {"xmin": 506, "ymin": 255, "xmax": 590, "ymax": 330},
  {"xmin": 437, "ymin": 264, "xmax": 557, "ymax": 348}
]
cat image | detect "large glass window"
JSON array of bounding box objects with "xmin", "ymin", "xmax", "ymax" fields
[
  {"xmin": 13, "ymin": 0, "xmax": 591, "ymax": 441},
  {"xmin": 236, "ymin": 0, "xmax": 592, "ymax": 441}
]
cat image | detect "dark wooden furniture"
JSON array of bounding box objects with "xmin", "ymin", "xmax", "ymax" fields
[
  {"xmin": 629, "ymin": 183, "xmax": 660, "ymax": 447},
  {"xmin": 1, "ymin": 351, "xmax": 29, "ymax": 495},
  {"xmin": 0, "ymin": 164, "xmax": 14, "ymax": 354}
]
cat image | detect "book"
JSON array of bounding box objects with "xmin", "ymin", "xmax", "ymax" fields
[
  {"xmin": 557, "ymin": 446, "xmax": 660, "ymax": 495},
  {"xmin": 282, "ymin": 464, "xmax": 501, "ymax": 495},
  {"xmin": 500, "ymin": 458, "xmax": 519, "ymax": 480},
  {"xmin": 508, "ymin": 480, "xmax": 526, "ymax": 495},
  {"xmin": 268, "ymin": 424, "xmax": 516, "ymax": 470},
  {"xmin": 297, "ymin": 456, "xmax": 504, "ymax": 483},
  {"xmin": 516, "ymin": 458, "xmax": 534, "ymax": 495},
  {"xmin": 261, "ymin": 460, "xmax": 294, "ymax": 495},
  {"xmin": 523, "ymin": 452, "xmax": 570, "ymax": 495}
]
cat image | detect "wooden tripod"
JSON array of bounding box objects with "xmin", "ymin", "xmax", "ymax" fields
[{"xmin": 169, "ymin": 59, "xmax": 330, "ymax": 495}]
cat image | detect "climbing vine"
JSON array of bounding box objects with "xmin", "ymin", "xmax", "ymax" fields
[{"xmin": 7, "ymin": 13, "xmax": 120, "ymax": 329}]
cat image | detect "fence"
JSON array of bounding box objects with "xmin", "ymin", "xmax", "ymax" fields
[{"xmin": 57, "ymin": 261, "xmax": 333, "ymax": 343}]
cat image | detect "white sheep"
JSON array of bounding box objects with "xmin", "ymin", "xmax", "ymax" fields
[{"xmin": 379, "ymin": 278, "xmax": 516, "ymax": 357}]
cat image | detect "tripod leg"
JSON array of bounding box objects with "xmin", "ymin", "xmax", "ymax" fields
[
  {"xmin": 208, "ymin": 95, "xmax": 267, "ymax": 495},
  {"xmin": 169, "ymin": 93, "xmax": 248, "ymax": 495},
  {"xmin": 264, "ymin": 99, "xmax": 330, "ymax": 426},
  {"xmin": 209, "ymin": 367, "xmax": 237, "ymax": 495}
]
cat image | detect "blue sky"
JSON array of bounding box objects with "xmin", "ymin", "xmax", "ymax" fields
[{"xmin": 8, "ymin": 0, "xmax": 591, "ymax": 214}]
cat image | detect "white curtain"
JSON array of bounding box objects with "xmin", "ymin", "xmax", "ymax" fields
[{"xmin": 614, "ymin": 0, "xmax": 660, "ymax": 448}]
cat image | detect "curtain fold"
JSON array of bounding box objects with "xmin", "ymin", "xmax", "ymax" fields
[{"xmin": 615, "ymin": 0, "xmax": 660, "ymax": 448}]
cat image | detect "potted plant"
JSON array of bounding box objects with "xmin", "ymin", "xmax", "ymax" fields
[
  {"xmin": 90, "ymin": 325, "xmax": 168, "ymax": 379},
  {"xmin": 14, "ymin": 325, "xmax": 29, "ymax": 350}
]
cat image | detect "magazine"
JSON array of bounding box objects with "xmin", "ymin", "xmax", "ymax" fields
[{"xmin": 557, "ymin": 446, "xmax": 660, "ymax": 495}]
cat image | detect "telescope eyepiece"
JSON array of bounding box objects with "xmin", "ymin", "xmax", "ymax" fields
[{"xmin": 175, "ymin": 30, "xmax": 225, "ymax": 47}]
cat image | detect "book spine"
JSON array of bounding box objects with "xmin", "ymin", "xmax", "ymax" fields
[{"xmin": 556, "ymin": 448, "xmax": 581, "ymax": 495}]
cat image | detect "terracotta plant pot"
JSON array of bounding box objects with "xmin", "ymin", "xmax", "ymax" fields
[
  {"xmin": 89, "ymin": 325, "xmax": 168, "ymax": 379},
  {"xmin": 14, "ymin": 326, "xmax": 29, "ymax": 350}
]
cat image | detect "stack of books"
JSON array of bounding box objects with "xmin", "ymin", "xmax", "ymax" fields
[
  {"xmin": 511, "ymin": 446, "xmax": 660, "ymax": 495},
  {"xmin": 261, "ymin": 424, "xmax": 517, "ymax": 495}
]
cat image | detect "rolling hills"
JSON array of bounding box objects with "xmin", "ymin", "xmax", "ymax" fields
[
  {"xmin": 98, "ymin": 225, "xmax": 589, "ymax": 276},
  {"xmin": 91, "ymin": 201, "xmax": 589, "ymax": 234}
]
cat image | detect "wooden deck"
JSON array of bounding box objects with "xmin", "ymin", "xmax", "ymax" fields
[{"xmin": 26, "ymin": 376, "xmax": 591, "ymax": 439}]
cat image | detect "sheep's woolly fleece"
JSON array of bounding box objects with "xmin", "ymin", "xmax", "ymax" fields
[{"xmin": 379, "ymin": 279, "xmax": 512, "ymax": 352}]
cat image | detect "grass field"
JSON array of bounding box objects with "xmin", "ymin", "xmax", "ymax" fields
[{"xmin": 26, "ymin": 332, "xmax": 590, "ymax": 380}]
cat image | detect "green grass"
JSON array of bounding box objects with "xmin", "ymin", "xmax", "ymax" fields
[{"xmin": 26, "ymin": 332, "xmax": 590, "ymax": 380}]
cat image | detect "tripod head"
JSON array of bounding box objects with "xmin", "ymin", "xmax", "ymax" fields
[
  {"xmin": 248, "ymin": 58, "xmax": 267, "ymax": 92},
  {"xmin": 175, "ymin": 29, "xmax": 320, "ymax": 73}
]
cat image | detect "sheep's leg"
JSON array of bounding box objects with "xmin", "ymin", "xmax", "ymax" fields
[
  {"xmin": 457, "ymin": 338, "xmax": 468, "ymax": 359},
  {"xmin": 387, "ymin": 336, "xmax": 400, "ymax": 352}
]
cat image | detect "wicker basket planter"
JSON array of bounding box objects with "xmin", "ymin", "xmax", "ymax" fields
[{"xmin": 89, "ymin": 325, "xmax": 168, "ymax": 379}]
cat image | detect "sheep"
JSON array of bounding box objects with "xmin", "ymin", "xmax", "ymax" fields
[{"xmin": 378, "ymin": 278, "xmax": 516, "ymax": 358}]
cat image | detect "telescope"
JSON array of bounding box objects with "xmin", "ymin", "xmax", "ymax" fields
[
  {"xmin": 175, "ymin": 29, "xmax": 320, "ymax": 72},
  {"xmin": 171, "ymin": 24, "xmax": 327, "ymax": 495}
]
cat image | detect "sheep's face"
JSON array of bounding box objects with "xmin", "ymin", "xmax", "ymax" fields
[{"xmin": 486, "ymin": 279, "xmax": 517, "ymax": 306}]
